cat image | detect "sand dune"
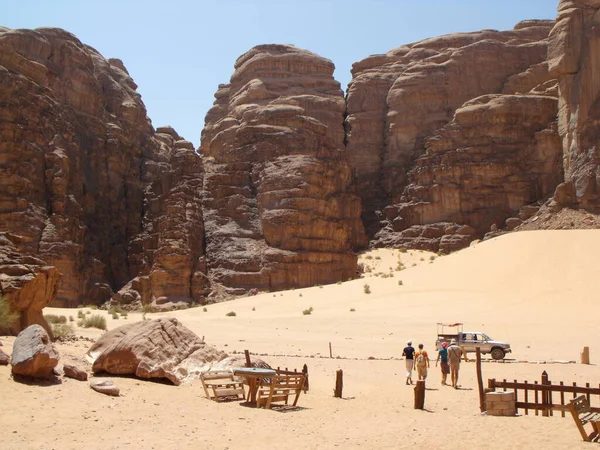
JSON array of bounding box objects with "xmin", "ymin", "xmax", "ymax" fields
[{"xmin": 2, "ymin": 230, "xmax": 599, "ymax": 449}]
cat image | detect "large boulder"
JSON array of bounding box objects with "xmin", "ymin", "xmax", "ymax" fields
[
  {"xmin": 11, "ymin": 324, "xmax": 59, "ymax": 379},
  {"xmin": 86, "ymin": 318, "xmax": 227, "ymax": 385}
]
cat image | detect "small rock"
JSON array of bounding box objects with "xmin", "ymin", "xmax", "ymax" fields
[
  {"xmin": 64, "ymin": 364, "xmax": 88, "ymax": 381},
  {"xmin": 0, "ymin": 348, "xmax": 9, "ymax": 365},
  {"xmin": 90, "ymin": 380, "xmax": 120, "ymax": 396}
]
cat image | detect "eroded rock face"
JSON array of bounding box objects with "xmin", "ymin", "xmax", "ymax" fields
[
  {"xmin": 11, "ymin": 324, "xmax": 59, "ymax": 379},
  {"xmin": 0, "ymin": 27, "xmax": 204, "ymax": 311},
  {"xmin": 0, "ymin": 233, "xmax": 59, "ymax": 335},
  {"xmin": 346, "ymin": 21, "xmax": 559, "ymax": 245},
  {"xmin": 86, "ymin": 318, "xmax": 227, "ymax": 385},
  {"xmin": 201, "ymin": 44, "xmax": 367, "ymax": 293},
  {"xmin": 549, "ymin": 1, "xmax": 600, "ymax": 210}
]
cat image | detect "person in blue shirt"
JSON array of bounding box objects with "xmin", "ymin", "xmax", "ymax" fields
[
  {"xmin": 435, "ymin": 341, "xmax": 450, "ymax": 385},
  {"xmin": 402, "ymin": 340, "xmax": 415, "ymax": 385}
]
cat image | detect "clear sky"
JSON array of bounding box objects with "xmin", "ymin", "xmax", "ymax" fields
[{"xmin": 4, "ymin": 0, "xmax": 559, "ymax": 146}]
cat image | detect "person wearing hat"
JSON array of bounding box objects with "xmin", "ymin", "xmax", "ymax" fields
[
  {"xmin": 435, "ymin": 341, "xmax": 450, "ymax": 385},
  {"xmin": 402, "ymin": 340, "xmax": 415, "ymax": 385},
  {"xmin": 447, "ymin": 338, "xmax": 463, "ymax": 389}
]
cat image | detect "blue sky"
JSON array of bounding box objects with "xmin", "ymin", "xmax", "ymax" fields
[{"xmin": 5, "ymin": 0, "xmax": 559, "ymax": 146}]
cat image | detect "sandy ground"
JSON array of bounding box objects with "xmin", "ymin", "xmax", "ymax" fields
[{"xmin": 2, "ymin": 230, "xmax": 600, "ymax": 449}]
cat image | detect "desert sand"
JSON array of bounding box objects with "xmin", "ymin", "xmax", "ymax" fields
[{"xmin": 2, "ymin": 230, "xmax": 600, "ymax": 449}]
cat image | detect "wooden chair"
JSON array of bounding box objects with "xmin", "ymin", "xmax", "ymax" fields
[
  {"xmin": 568, "ymin": 395, "xmax": 600, "ymax": 442},
  {"xmin": 256, "ymin": 374, "xmax": 306, "ymax": 409},
  {"xmin": 200, "ymin": 370, "xmax": 245, "ymax": 402}
]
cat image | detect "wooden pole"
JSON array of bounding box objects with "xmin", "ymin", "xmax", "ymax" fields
[
  {"xmin": 581, "ymin": 346, "xmax": 590, "ymax": 365},
  {"xmin": 329, "ymin": 342, "xmax": 333, "ymax": 359},
  {"xmin": 334, "ymin": 369, "xmax": 343, "ymax": 398},
  {"xmin": 244, "ymin": 349, "xmax": 252, "ymax": 367},
  {"xmin": 302, "ymin": 364, "xmax": 309, "ymax": 392},
  {"xmin": 541, "ymin": 371, "xmax": 550, "ymax": 417},
  {"xmin": 476, "ymin": 347, "xmax": 485, "ymax": 412},
  {"xmin": 414, "ymin": 380, "xmax": 425, "ymax": 409}
]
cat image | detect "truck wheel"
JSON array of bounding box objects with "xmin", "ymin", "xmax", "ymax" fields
[{"xmin": 491, "ymin": 348, "xmax": 505, "ymax": 360}]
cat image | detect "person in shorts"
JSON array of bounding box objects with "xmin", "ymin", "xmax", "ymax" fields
[
  {"xmin": 414, "ymin": 343, "xmax": 430, "ymax": 381},
  {"xmin": 435, "ymin": 341, "xmax": 450, "ymax": 385},
  {"xmin": 447, "ymin": 338, "xmax": 463, "ymax": 389},
  {"xmin": 402, "ymin": 340, "xmax": 415, "ymax": 385}
]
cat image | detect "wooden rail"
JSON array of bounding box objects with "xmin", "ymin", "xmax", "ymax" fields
[{"xmin": 488, "ymin": 371, "xmax": 600, "ymax": 417}]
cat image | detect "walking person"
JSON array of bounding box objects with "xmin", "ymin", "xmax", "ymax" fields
[
  {"xmin": 447, "ymin": 338, "xmax": 463, "ymax": 389},
  {"xmin": 414, "ymin": 343, "xmax": 430, "ymax": 381},
  {"xmin": 435, "ymin": 341, "xmax": 450, "ymax": 385},
  {"xmin": 402, "ymin": 340, "xmax": 415, "ymax": 385}
]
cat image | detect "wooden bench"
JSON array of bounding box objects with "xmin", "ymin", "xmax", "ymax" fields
[
  {"xmin": 568, "ymin": 395, "xmax": 600, "ymax": 442},
  {"xmin": 256, "ymin": 374, "xmax": 306, "ymax": 409},
  {"xmin": 200, "ymin": 370, "xmax": 245, "ymax": 402}
]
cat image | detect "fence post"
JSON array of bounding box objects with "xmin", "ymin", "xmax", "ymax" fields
[
  {"xmin": 476, "ymin": 347, "xmax": 485, "ymax": 412},
  {"xmin": 334, "ymin": 369, "xmax": 343, "ymax": 398},
  {"xmin": 302, "ymin": 364, "xmax": 309, "ymax": 392},
  {"xmin": 414, "ymin": 380, "xmax": 426, "ymax": 409},
  {"xmin": 244, "ymin": 349, "xmax": 252, "ymax": 367},
  {"xmin": 581, "ymin": 347, "xmax": 590, "ymax": 365},
  {"xmin": 541, "ymin": 371, "xmax": 550, "ymax": 417}
]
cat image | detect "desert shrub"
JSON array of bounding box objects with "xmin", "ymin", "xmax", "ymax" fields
[
  {"xmin": 44, "ymin": 314, "xmax": 67, "ymax": 324},
  {"xmin": 226, "ymin": 311, "xmax": 236, "ymax": 317},
  {"xmin": 365, "ymin": 255, "xmax": 373, "ymax": 260},
  {"xmin": 420, "ymin": 257, "xmax": 424, "ymax": 261},
  {"xmin": 84, "ymin": 304, "xmax": 98, "ymax": 310},
  {"xmin": 51, "ymin": 323, "xmax": 75, "ymax": 341},
  {"xmin": 398, "ymin": 280, "xmax": 403, "ymax": 286},
  {"xmin": 336, "ymin": 280, "xmax": 342, "ymax": 285},
  {"xmin": 77, "ymin": 310, "xmax": 85, "ymax": 319},
  {"xmin": 299, "ymin": 293, "xmax": 303, "ymax": 297},
  {"xmin": 252, "ymin": 307, "xmax": 256, "ymax": 311},
  {"xmin": 108, "ymin": 306, "xmax": 125, "ymax": 316},
  {"xmin": 0, "ymin": 296, "xmax": 18, "ymax": 333},
  {"xmin": 69, "ymin": 315, "xmax": 74, "ymax": 322},
  {"xmin": 80, "ymin": 314, "xmax": 107, "ymax": 330},
  {"xmin": 112, "ymin": 313, "xmax": 119, "ymax": 320},
  {"xmin": 302, "ymin": 307, "xmax": 314, "ymax": 315},
  {"xmin": 120, "ymin": 311, "xmax": 128, "ymax": 318},
  {"xmin": 203, "ymin": 307, "xmax": 208, "ymax": 312},
  {"xmin": 363, "ymin": 284, "xmax": 371, "ymax": 294},
  {"xmin": 399, "ymin": 248, "xmax": 407, "ymax": 253},
  {"xmin": 375, "ymin": 256, "xmax": 381, "ymax": 260},
  {"xmin": 430, "ymin": 255, "xmax": 435, "ymax": 261},
  {"xmin": 350, "ymin": 308, "xmax": 356, "ymax": 312}
]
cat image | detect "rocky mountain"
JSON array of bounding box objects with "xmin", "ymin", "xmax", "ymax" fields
[{"xmin": 2, "ymin": 1, "xmax": 600, "ymax": 332}]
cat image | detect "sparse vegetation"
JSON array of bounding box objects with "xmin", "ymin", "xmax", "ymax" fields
[
  {"xmin": 77, "ymin": 310, "xmax": 85, "ymax": 319},
  {"xmin": 430, "ymin": 255, "xmax": 436, "ymax": 261},
  {"xmin": 112, "ymin": 313, "xmax": 119, "ymax": 320},
  {"xmin": 0, "ymin": 295, "xmax": 18, "ymax": 333},
  {"xmin": 44, "ymin": 314, "xmax": 67, "ymax": 324},
  {"xmin": 84, "ymin": 304, "xmax": 98, "ymax": 310},
  {"xmin": 365, "ymin": 255, "xmax": 373, "ymax": 260},
  {"xmin": 302, "ymin": 307, "xmax": 314, "ymax": 315},
  {"xmin": 69, "ymin": 315, "xmax": 74, "ymax": 322},
  {"xmin": 51, "ymin": 323, "xmax": 75, "ymax": 341},
  {"xmin": 225, "ymin": 311, "xmax": 237, "ymax": 317},
  {"xmin": 350, "ymin": 308, "xmax": 356, "ymax": 312},
  {"xmin": 398, "ymin": 280, "xmax": 403, "ymax": 286},
  {"xmin": 203, "ymin": 307, "xmax": 207, "ymax": 312},
  {"xmin": 399, "ymin": 248, "xmax": 407, "ymax": 253},
  {"xmin": 336, "ymin": 280, "xmax": 342, "ymax": 285},
  {"xmin": 78, "ymin": 314, "xmax": 107, "ymax": 330},
  {"xmin": 363, "ymin": 283, "xmax": 371, "ymax": 294}
]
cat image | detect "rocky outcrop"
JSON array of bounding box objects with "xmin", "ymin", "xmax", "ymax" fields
[
  {"xmin": 110, "ymin": 127, "xmax": 207, "ymax": 311},
  {"xmin": 0, "ymin": 27, "xmax": 203, "ymax": 311},
  {"xmin": 201, "ymin": 45, "xmax": 366, "ymax": 293},
  {"xmin": 86, "ymin": 318, "xmax": 227, "ymax": 385},
  {"xmin": 11, "ymin": 324, "xmax": 59, "ymax": 379},
  {"xmin": 0, "ymin": 233, "xmax": 59, "ymax": 335},
  {"xmin": 548, "ymin": 0, "xmax": 600, "ymax": 210},
  {"xmin": 347, "ymin": 21, "xmax": 559, "ymax": 245}
]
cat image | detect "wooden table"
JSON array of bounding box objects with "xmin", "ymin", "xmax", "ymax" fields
[{"xmin": 233, "ymin": 367, "xmax": 276, "ymax": 403}]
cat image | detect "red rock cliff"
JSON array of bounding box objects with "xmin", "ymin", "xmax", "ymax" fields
[{"xmin": 201, "ymin": 45, "xmax": 366, "ymax": 293}]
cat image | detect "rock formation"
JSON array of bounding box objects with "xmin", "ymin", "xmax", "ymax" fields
[
  {"xmin": 11, "ymin": 324, "xmax": 59, "ymax": 379},
  {"xmin": 0, "ymin": 27, "xmax": 203, "ymax": 313},
  {"xmin": 346, "ymin": 21, "xmax": 562, "ymax": 249},
  {"xmin": 86, "ymin": 318, "xmax": 227, "ymax": 385},
  {"xmin": 0, "ymin": 232, "xmax": 60, "ymax": 335},
  {"xmin": 548, "ymin": 0, "xmax": 600, "ymax": 210},
  {"xmin": 201, "ymin": 44, "xmax": 366, "ymax": 293}
]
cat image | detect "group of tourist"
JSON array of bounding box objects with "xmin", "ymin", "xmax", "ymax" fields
[{"xmin": 401, "ymin": 339, "xmax": 462, "ymax": 388}]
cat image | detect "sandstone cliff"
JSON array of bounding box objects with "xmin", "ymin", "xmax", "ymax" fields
[
  {"xmin": 201, "ymin": 45, "xmax": 366, "ymax": 293},
  {"xmin": 346, "ymin": 20, "xmax": 562, "ymax": 250},
  {"xmin": 548, "ymin": 0, "xmax": 600, "ymax": 210},
  {"xmin": 0, "ymin": 27, "xmax": 203, "ymax": 323}
]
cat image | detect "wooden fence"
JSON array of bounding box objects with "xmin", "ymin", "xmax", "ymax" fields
[{"xmin": 488, "ymin": 371, "xmax": 600, "ymax": 417}]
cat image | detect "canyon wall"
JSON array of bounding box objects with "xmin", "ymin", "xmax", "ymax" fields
[
  {"xmin": 200, "ymin": 45, "xmax": 366, "ymax": 293},
  {"xmin": 346, "ymin": 21, "xmax": 564, "ymax": 250},
  {"xmin": 548, "ymin": 0, "xmax": 600, "ymax": 210}
]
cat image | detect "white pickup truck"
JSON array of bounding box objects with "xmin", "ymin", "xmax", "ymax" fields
[{"xmin": 434, "ymin": 323, "xmax": 512, "ymax": 360}]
